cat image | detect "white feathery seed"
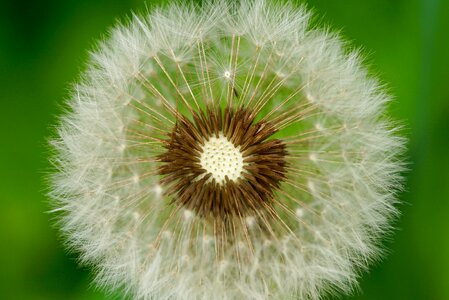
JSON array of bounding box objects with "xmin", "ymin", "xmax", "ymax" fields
[{"xmin": 49, "ymin": 1, "xmax": 405, "ymax": 300}]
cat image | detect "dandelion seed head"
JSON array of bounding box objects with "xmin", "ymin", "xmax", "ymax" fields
[{"xmin": 49, "ymin": 1, "xmax": 405, "ymax": 300}]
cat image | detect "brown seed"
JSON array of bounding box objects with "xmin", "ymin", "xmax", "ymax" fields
[{"xmin": 157, "ymin": 105, "xmax": 288, "ymax": 220}]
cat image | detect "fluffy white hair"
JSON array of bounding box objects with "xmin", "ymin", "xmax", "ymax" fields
[{"xmin": 49, "ymin": 1, "xmax": 405, "ymax": 299}]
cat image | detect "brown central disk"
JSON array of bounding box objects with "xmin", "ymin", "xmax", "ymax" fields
[{"xmin": 158, "ymin": 106, "xmax": 288, "ymax": 219}]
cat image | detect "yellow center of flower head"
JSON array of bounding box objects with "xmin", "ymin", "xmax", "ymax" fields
[
  {"xmin": 199, "ymin": 133, "xmax": 244, "ymax": 184},
  {"xmin": 158, "ymin": 106, "xmax": 288, "ymax": 218}
]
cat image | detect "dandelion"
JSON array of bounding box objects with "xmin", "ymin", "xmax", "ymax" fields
[{"xmin": 49, "ymin": 1, "xmax": 405, "ymax": 299}]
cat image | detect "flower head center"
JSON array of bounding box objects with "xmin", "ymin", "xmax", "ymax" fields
[
  {"xmin": 158, "ymin": 106, "xmax": 288, "ymax": 218},
  {"xmin": 199, "ymin": 133, "xmax": 244, "ymax": 185}
]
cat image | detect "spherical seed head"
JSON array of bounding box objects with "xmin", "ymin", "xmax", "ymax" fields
[
  {"xmin": 199, "ymin": 133, "xmax": 244, "ymax": 184},
  {"xmin": 49, "ymin": 1, "xmax": 405, "ymax": 300}
]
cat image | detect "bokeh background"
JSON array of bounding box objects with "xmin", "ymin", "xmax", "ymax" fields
[{"xmin": 1, "ymin": 0, "xmax": 448, "ymax": 299}]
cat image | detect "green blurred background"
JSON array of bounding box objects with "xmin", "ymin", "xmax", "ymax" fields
[{"xmin": 1, "ymin": 0, "xmax": 448, "ymax": 299}]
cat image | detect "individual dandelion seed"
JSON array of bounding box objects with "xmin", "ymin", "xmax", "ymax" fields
[{"xmin": 49, "ymin": 1, "xmax": 405, "ymax": 299}]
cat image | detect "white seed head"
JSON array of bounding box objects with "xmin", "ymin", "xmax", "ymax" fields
[{"xmin": 49, "ymin": 1, "xmax": 405, "ymax": 300}]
